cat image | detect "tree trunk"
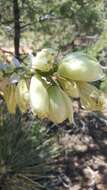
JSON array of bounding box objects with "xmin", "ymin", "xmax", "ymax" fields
[{"xmin": 13, "ymin": 0, "xmax": 20, "ymax": 59}]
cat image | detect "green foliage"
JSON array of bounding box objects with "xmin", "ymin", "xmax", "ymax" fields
[
  {"xmin": 0, "ymin": 108, "xmax": 61, "ymax": 190},
  {"xmin": 59, "ymin": 0, "xmax": 104, "ymax": 32},
  {"xmin": 0, "ymin": 0, "xmax": 106, "ymax": 50},
  {"xmin": 87, "ymin": 31, "xmax": 107, "ymax": 58}
]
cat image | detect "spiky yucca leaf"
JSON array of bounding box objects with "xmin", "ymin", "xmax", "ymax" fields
[{"xmin": 0, "ymin": 109, "xmax": 61, "ymax": 190}]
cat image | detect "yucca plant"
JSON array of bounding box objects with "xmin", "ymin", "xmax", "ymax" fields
[{"xmin": 0, "ymin": 108, "xmax": 61, "ymax": 190}]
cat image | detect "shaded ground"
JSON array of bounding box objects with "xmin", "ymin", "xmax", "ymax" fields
[
  {"xmin": 47, "ymin": 101, "xmax": 107, "ymax": 190},
  {"xmin": 1, "ymin": 98, "xmax": 107, "ymax": 190}
]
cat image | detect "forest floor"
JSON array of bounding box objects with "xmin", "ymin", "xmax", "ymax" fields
[{"xmin": 50, "ymin": 100, "xmax": 107, "ymax": 190}]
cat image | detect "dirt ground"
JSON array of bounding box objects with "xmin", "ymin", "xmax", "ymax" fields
[
  {"xmin": 50, "ymin": 101, "xmax": 107, "ymax": 190},
  {"xmin": 1, "ymin": 98, "xmax": 107, "ymax": 190}
]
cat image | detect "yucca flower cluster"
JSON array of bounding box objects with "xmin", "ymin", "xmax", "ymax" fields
[{"xmin": 0, "ymin": 49, "xmax": 105, "ymax": 124}]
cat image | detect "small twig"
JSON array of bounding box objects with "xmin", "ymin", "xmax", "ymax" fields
[{"xmin": 0, "ymin": 48, "xmax": 13, "ymax": 55}]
